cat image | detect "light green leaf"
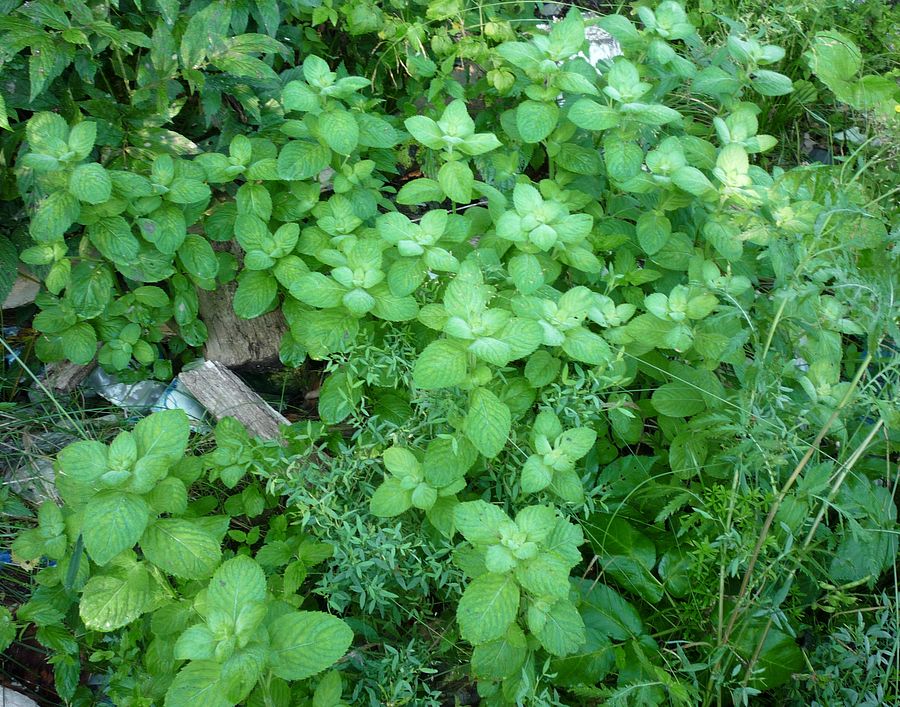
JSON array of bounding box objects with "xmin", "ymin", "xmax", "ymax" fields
[
  {"xmin": 562, "ymin": 328, "xmax": 611, "ymax": 365},
  {"xmin": 207, "ymin": 556, "xmax": 266, "ymax": 622},
  {"xmin": 464, "ymin": 387, "xmax": 511, "ymax": 458},
  {"xmin": 404, "ymin": 116, "xmax": 444, "ymax": 149},
  {"xmin": 413, "ymin": 339, "xmax": 468, "ymax": 389},
  {"xmin": 134, "ymin": 409, "xmax": 190, "ymax": 461},
  {"xmin": 568, "ymin": 99, "xmax": 620, "ymax": 131},
  {"xmin": 516, "ymin": 100, "xmax": 559, "ymax": 143},
  {"xmin": 454, "ymin": 500, "xmax": 508, "ymax": 545},
  {"xmin": 80, "ymin": 569, "xmax": 151, "ymax": 632},
  {"xmin": 636, "ymin": 211, "xmax": 671, "ymax": 255},
  {"xmin": 531, "ymin": 599, "xmax": 585, "ymax": 656},
  {"xmin": 370, "ymin": 478, "xmax": 413, "ymax": 517},
  {"xmin": 233, "ymin": 270, "xmax": 278, "ymax": 318},
  {"xmin": 141, "ymin": 519, "xmax": 221, "ymax": 579},
  {"xmin": 397, "ymin": 178, "xmax": 445, "ymax": 205},
  {"xmin": 651, "ymin": 380, "xmax": 707, "ymax": 417},
  {"xmin": 319, "ymin": 109, "xmax": 359, "ymax": 155},
  {"xmin": 69, "ymin": 164, "xmax": 112, "ymax": 205},
  {"xmin": 522, "ymin": 455, "xmax": 553, "ymax": 493},
  {"xmin": 458, "ymin": 573, "xmax": 520, "ymax": 644},
  {"xmin": 524, "ymin": 351, "xmax": 561, "ymax": 387},
  {"xmin": 268, "ymin": 611, "xmax": 353, "ymax": 681},
  {"xmin": 277, "ymin": 141, "xmax": 331, "ymax": 181},
  {"xmin": 508, "ymin": 253, "xmax": 544, "ymax": 294},
  {"xmin": 438, "ymin": 161, "xmax": 474, "ymax": 204},
  {"xmin": 58, "ymin": 440, "xmax": 108, "ymax": 483},
  {"xmin": 165, "ymin": 661, "xmax": 231, "ymax": 707},
  {"xmin": 83, "ymin": 491, "xmax": 149, "ymax": 566},
  {"xmin": 750, "ymin": 70, "xmax": 794, "ymax": 97}
]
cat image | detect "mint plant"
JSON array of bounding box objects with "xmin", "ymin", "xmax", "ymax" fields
[{"xmin": 3, "ymin": 0, "xmax": 897, "ymax": 704}]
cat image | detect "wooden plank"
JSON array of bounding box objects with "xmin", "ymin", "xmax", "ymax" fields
[
  {"xmin": 2, "ymin": 269, "xmax": 41, "ymax": 310},
  {"xmin": 179, "ymin": 360, "xmax": 287, "ymax": 440}
]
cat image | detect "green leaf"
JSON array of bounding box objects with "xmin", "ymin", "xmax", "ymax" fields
[
  {"xmin": 524, "ymin": 353, "xmax": 560, "ymax": 391},
  {"xmin": 562, "ymin": 328, "xmax": 611, "ymax": 365},
  {"xmin": 291, "ymin": 272, "xmax": 346, "ymax": 308},
  {"xmin": 651, "ymin": 380, "xmax": 706, "ymax": 417},
  {"xmin": 79, "ymin": 569, "xmax": 151, "ymax": 632},
  {"xmin": 69, "ymin": 164, "xmax": 112, "ymax": 205},
  {"xmin": 319, "ymin": 109, "xmax": 359, "ymax": 155},
  {"xmin": 283, "ymin": 81, "xmax": 319, "ymax": 112},
  {"xmin": 464, "ymin": 388, "xmax": 511, "ymax": 458},
  {"xmin": 318, "ymin": 370, "xmax": 362, "ymax": 424},
  {"xmin": 568, "ymin": 99, "xmax": 619, "ymax": 131},
  {"xmin": 178, "ymin": 235, "xmax": 219, "ymax": 280},
  {"xmin": 471, "ymin": 624, "xmax": 528, "ymax": 680},
  {"xmin": 0, "ymin": 93, "xmax": 10, "ymax": 132},
  {"xmin": 277, "ymin": 141, "xmax": 331, "ymax": 181},
  {"xmin": 413, "ymin": 339, "xmax": 468, "ymax": 389},
  {"xmin": 268, "ymin": 611, "xmax": 353, "ymax": 680},
  {"xmin": 60, "ymin": 322, "xmax": 97, "ymax": 365},
  {"xmin": 750, "ymin": 70, "xmax": 794, "ymax": 96},
  {"xmin": 516, "ymin": 101, "xmax": 559, "ymax": 143},
  {"xmin": 356, "ymin": 113, "xmax": 401, "ymax": 148},
  {"xmin": 636, "ymin": 211, "xmax": 671, "ymax": 255},
  {"xmin": 576, "ymin": 579, "xmax": 643, "ymax": 640},
  {"xmin": 805, "ymin": 30, "xmax": 861, "ymax": 83},
  {"xmin": 30, "ymin": 192, "xmax": 80, "ymax": 242},
  {"xmin": 211, "ymin": 52, "xmax": 278, "ymax": 81},
  {"xmin": 88, "ymin": 217, "xmax": 140, "ymax": 264},
  {"xmin": 369, "ymin": 478, "xmax": 413, "ymax": 517},
  {"xmin": 531, "ymin": 599, "xmax": 585, "ymax": 656},
  {"xmin": 397, "ymin": 178, "xmax": 445, "ymax": 205},
  {"xmin": 206, "ymin": 556, "xmax": 266, "ymax": 622},
  {"xmin": 404, "ymin": 116, "xmax": 444, "ymax": 149},
  {"xmin": 165, "ymin": 661, "xmax": 231, "ymax": 707},
  {"xmin": 83, "ymin": 492, "xmax": 149, "ymax": 566},
  {"xmin": 141, "ymin": 519, "xmax": 221, "ymax": 579},
  {"xmin": 458, "ymin": 573, "xmax": 520, "ymax": 644},
  {"xmin": 672, "ymin": 166, "xmax": 715, "ymax": 196},
  {"xmin": 167, "ymin": 178, "xmax": 211, "ymax": 204},
  {"xmin": 508, "ymin": 253, "xmax": 544, "ymax": 294},
  {"xmin": 603, "ymin": 138, "xmax": 643, "ymax": 181},
  {"xmin": 438, "ymin": 161, "xmax": 474, "ymax": 204},
  {"xmin": 134, "ymin": 410, "xmax": 190, "ymax": 462},
  {"xmin": 556, "ymin": 143, "xmax": 603, "ymax": 175},
  {"xmin": 423, "ymin": 437, "xmax": 475, "ymax": 488},
  {"xmin": 454, "ymin": 500, "xmax": 508, "ymax": 545},
  {"xmin": 233, "ymin": 271, "xmax": 278, "ymax": 318},
  {"xmin": 586, "ymin": 514, "xmax": 662, "ymax": 602}
]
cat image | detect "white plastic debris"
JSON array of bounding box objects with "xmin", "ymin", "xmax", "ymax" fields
[{"xmin": 1, "ymin": 687, "xmax": 40, "ymax": 707}]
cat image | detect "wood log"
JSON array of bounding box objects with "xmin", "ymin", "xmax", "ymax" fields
[
  {"xmin": 197, "ymin": 242, "xmax": 287, "ymax": 370},
  {"xmin": 179, "ymin": 360, "xmax": 287, "ymax": 440},
  {"xmin": 39, "ymin": 359, "xmax": 97, "ymax": 394}
]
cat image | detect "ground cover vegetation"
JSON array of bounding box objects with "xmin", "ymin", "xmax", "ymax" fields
[{"xmin": 0, "ymin": 0, "xmax": 898, "ymax": 704}]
